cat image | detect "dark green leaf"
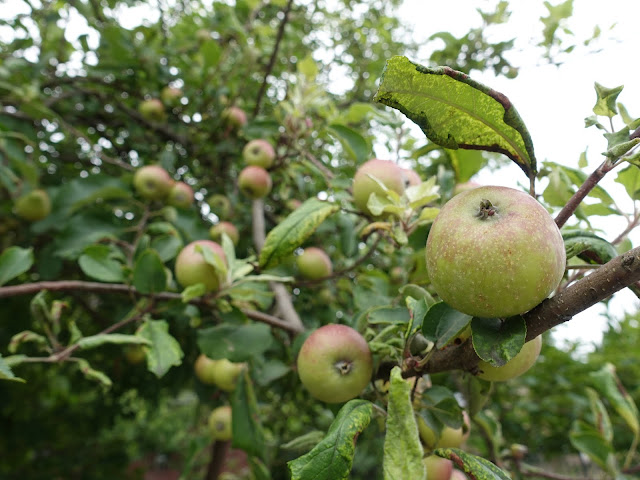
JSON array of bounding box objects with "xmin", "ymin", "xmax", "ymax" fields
[
  {"xmin": 231, "ymin": 369, "xmax": 266, "ymax": 459},
  {"xmin": 589, "ymin": 363, "xmax": 639, "ymax": 435},
  {"xmin": 0, "ymin": 246, "xmax": 33, "ymax": 286},
  {"xmin": 471, "ymin": 316, "xmax": 526, "ymax": 367},
  {"xmin": 562, "ymin": 229, "xmax": 618, "ymax": 264},
  {"xmin": 259, "ymin": 198, "xmax": 339, "ymax": 269},
  {"xmin": 77, "ymin": 333, "xmax": 151, "ymax": 350},
  {"xmin": 374, "ymin": 56, "xmax": 536, "ymax": 180},
  {"xmin": 328, "ymin": 124, "xmax": 369, "ymax": 163},
  {"xmin": 569, "ymin": 420, "xmax": 616, "ymax": 474},
  {"xmin": 133, "ymin": 249, "xmax": 167, "ymax": 294},
  {"xmin": 288, "ymin": 400, "xmax": 373, "ymax": 480},
  {"xmin": 422, "ymin": 302, "xmax": 472, "ymax": 349},
  {"xmin": 138, "ymin": 319, "xmax": 184, "ymax": 378},
  {"xmin": 198, "ymin": 323, "xmax": 274, "ymax": 363},
  {"xmin": 78, "ymin": 244, "xmax": 125, "ymax": 283}
]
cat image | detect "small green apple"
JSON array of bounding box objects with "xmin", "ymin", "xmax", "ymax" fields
[
  {"xmin": 207, "ymin": 194, "xmax": 233, "ymax": 219},
  {"xmin": 209, "ymin": 221, "xmax": 239, "ymax": 246},
  {"xmin": 124, "ymin": 345, "xmax": 147, "ymax": 365},
  {"xmin": 174, "ymin": 240, "xmax": 227, "ymax": 292},
  {"xmin": 426, "ymin": 186, "xmax": 566, "ymax": 318},
  {"xmin": 297, "ymin": 324, "xmax": 373, "ymax": 403},
  {"xmin": 477, "ymin": 335, "xmax": 542, "ymax": 382},
  {"xmin": 208, "ymin": 406, "xmax": 232, "ymax": 441},
  {"xmin": 161, "ymin": 86, "xmax": 183, "ymax": 106},
  {"xmin": 238, "ymin": 166, "xmax": 272, "ymax": 199},
  {"xmin": 418, "ymin": 410, "xmax": 470, "ymax": 450},
  {"xmin": 133, "ymin": 165, "xmax": 174, "ymax": 200},
  {"xmin": 138, "ymin": 98, "xmax": 165, "ymax": 122},
  {"xmin": 222, "ymin": 106, "xmax": 247, "ymax": 130},
  {"xmin": 242, "ymin": 139, "xmax": 276, "ymax": 168},
  {"xmin": 14, "ymin": 189, "xmax": 51, "ymax": 222},
  {"xmin": 423, "ymin": 455, "xmax": 453, "ymax": 480},
  {"xmin": 352, "ymin": 159, "xmax": 406, "ymax": 216},
  {"xmin": 194, "ymin": 353, "xmax": 218, "ymax": 385},
  {"xmin": 296, "ymin": 247, "xmax": 332, "ymax": 280},
  {"xmin": 211, "ymin": 358, "xmax": 246, "ymax": 392},
  {"xmin": 167, "ymin": 181, "xmax": 194, "ymax": 208}
]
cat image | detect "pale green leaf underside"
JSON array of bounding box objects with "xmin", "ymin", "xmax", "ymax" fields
[{"xmin": 374, "ymin": 56, "xmax": 536, "ymax": 179}]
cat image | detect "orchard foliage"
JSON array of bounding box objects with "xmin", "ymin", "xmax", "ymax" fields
[{"xmin": 1, "ymin": 1, "xmax": 640, "ymax": 479}]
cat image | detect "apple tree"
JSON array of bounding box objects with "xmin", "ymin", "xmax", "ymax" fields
[{"xmin": 0, "ymin": 0, "xmax": 639, "ymax": 479}]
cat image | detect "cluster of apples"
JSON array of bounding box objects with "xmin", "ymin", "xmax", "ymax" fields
[
  {"xmin": 133, "ymin": 164, "xmax": 194, "ymax": 208},
  {"xmin": 237, "ymin": 138, "xmax": 275, "ymax": 199}
]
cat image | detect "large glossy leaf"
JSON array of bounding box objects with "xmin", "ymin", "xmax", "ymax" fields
[
  {"xmin": 471, "ymin": 316, "xmax": 526, "ymax": 367},
  {"xmin": 259, "ymin": 198, "xmax": 339, "ymax": 269},
  {"xmin": 374, "ymin": 56, "xmax": 536, "ymax": 180},
  {"xmin": 0, "ymin": 246, "xmax": 33, "ymax": 286},
  {"xmin": 288, "ymin": 400, "xmax": 373, "ymax": 480}
]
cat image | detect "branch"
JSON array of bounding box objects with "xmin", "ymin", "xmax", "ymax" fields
[
  {"xmin": 0, "ymin": 281, "xmax": 303, "ymax": 334},
  {"xmin": 417, "ymin": 245, "xmax": 640, "ymax": 375},
  {"xmin": 253, "ymin": 0, "xmax": 294, "ymax": 118}
]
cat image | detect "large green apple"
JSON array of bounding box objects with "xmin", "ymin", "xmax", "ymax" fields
[
  {"xmin": 426, "ymin": 186, "xmax": 565, "ymax": 318},
  {"xmin": 208, "ymin": 406, "xmax": 232, "ymax": 441},
  {"xmin": 423, "ymin": 455, "xmax": 453, "ymax": 480},
  {"xmin": 243, "ymin": 139, "xmax": 276, "ymax": 168},
  {"xmin": 174, "ymin": 240, "xmax": 227, "ymax": 292},
  {"xmin": 238, "ymin": 166, "xmax": 272, "ymax": 198},
  {"xmin": 477, "ymin": 335, "xmax": 542, "ymax": 382},
  {"xmin": 296, "ymin": 247, "xmax": 332, "ymax": 280},
  {"xmin": 14, "ymin": 189, "xmax": 51, "ymax": 222},
  {"xmin": 133, "ymin": 165, "xmax": 174, "ymax": 200},
  {"xmin": 297, "ymin": 324, "xmax": 373, "ymax": 403},
  {"xmin": 352, "ymin": 159, "xmax": 406, "ymax": 216},
  {"xmin": 167, "ymin": 181, "xmax": 194, "ymax": 208}
]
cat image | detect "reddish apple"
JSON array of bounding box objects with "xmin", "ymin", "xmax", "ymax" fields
[
  {"xmin": 352, "ymin": 159, "xmax": 406, "ymax": 216},
  {"xmin": 296, "ymin": 247, "xmax": 332, "ymax": 280},
  {"xmin": 243, "ymin": 139, "xmax": 276, "ymax": 168},
  {"xmin": 174, "ymin": 240, "xmax": 227, "ymax": 292},
  {"xmin": 209, "ymin": 221, "xmax": 239, "ymax": 246},
  {"xmin": 133, "ymin": 165, "xmax": 174, "ymax": 201},
  {"xmin": 167, "ymin": 181, "xmax": 194, "ymax": 208},
  {"xmin": 222, "ymin": 106, "xmax": 247, "ymax": 130},
  {"xmin": 238, "ymin": 166, "xmax": 272, "ymax": 199},
  {"xmin": 423, "ymin": 455, "xmax": 453, "ymax": 480}
]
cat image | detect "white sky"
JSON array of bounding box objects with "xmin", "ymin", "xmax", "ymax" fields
[{"xmin": 3, "ymin": 0, "xmax": 638, "ymax": 350}]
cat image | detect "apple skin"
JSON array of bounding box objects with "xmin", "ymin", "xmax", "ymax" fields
[
  {"xmin": 238, "ymin": 166, "xmax": 272, "ymax": 199},
  {"xmin": 138, "ymin": 98, "xmax": 165, "ymax": 122},
  {"xmin": 161, "ymin": 86, "xmax": 183, "ymax": 105},
  {"xmin": 212, "ymin": 358, "xmax": 246, "ymax": 392},
  {"xmin": 124, "ymin": 345, "xmax": 147, "ymax": 365},
  {"xmin": 208, "ymin": 406, "xmax": 232, "ymax": 441},
  {"xmin": 477, "ymin": 335, "xmax": 542, "ymax": 382},
  {"xmin": 353, "ymin": 159, "xmax": 406, "ymax": 216},
  {"xmin": 222, "ymin": 106, "xmax": 247, "ymax": 130},
  {"xmin": 14, "ymin": 189, "xmax": 51, "ymax": 222},
  {"xmin": 167, "ymin": 181, "xmax": 194, "ymax": 209},
  {"xmin": 418, "ymin": 410, "xmax": 470, "ymax": 450},
  {"xmin": 426, "ymin": 186, "xmax": 565, "ymax": 318},
  {"xmin": 243, "ymin": 139, "xmax": 276, "ymax": 168},
  {"xmin": 297, "ymin": 324, "xmax": 373, "ymax": 403},
  {"xmin": 207, "ymin": 194, "xmax": 233, "ymax": 219},
  {"xmin": 296, "ymin": 247, "xmax": 332, "ymax": 280},
  {"xmin": 423, "ymin": 455, "xmax": 453, "ymax": 480},
  {"xmin": 174, "ymin": 240, "xmax": 227, "ymax": 292},
  {"xmin": 209, "ymin": 221, "xmax": 239, "ymax": 246},
  {"xmin": 450, "ymin": 469, "xmax": 468, "ymax": 480},
  {"xmin": 133, "ymin": 165, "xmax": 174, "ymax": 200},
  {"xmin": 194, "ymin": 353, "xmax": 218, "ymax": 385},
  {"xmin": 453, "ymin": 181, "xmax": 481, "ymax": 196},
  {"xmin": 403, "ymin": 168, "xmax": 422, "ymax": 187}
]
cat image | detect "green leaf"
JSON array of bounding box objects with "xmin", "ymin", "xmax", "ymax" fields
[
  {"xmin": 562, "ymin": 229, "xmax": 618, "ymax": 264},
  {"xmin": 231, "ymin": 369, "xmax": 266, "ymax": 459},
  {"xmin": 201, "ymin": 39, "xmax": 221, "ymax": 71},
  {"xmin": 281, "ymin": 431, "xmax": 326, "ymax": 452},
  {"xmin": 471, "ymin": 316, "xmax": 526, "ymax": 367},
  {"xmin": 132, "ymin": 249, "xmax": 167, "ymax": 294},
  {"xmin": 366, "ymin": 306, "xmax": 411, "ymax": 325},
  {"xmin": 585, "ymin": 387, "xmax": 613, "ymax": 443},
  {"xmin": 0, "ymin": 354, "xmax": 25, "ymax": 383},
  {"xmin": 420, "ymin": 385, "xmax": 464, "ymax": 430},
  {"xmin": 328, "ymin": 124, "xmax": 369, "ymax": 163},
  {"xmin": 8, "ymin": 330, "xmax": 49, "ymax": 353},
  {"xmin": 405, "ymin": 176, "xmax": 440, "ymax": 209},
  {"xmin": 422, "ymin": 302, "xmax": 472, "ymax": 349},
  {"xmin": 150, "ymin": 234, "xmax": 183, "ymax": 263},
  {"xmin": 447, "ymin": 148, "xmax": 488, "ymax": 183},
  {"xmin": 593, "ymin": 82, "xmax": 624, "ymax": 118},
  {"xmin": 75, "ymin": 358, "xmax": 113, "ymax": 390},
  {"xmin": 78, "ymin": 244, "xmax": 125, "ymax": 283},
  {"xmin": 589, "ymin": 363, "xmax": 639, "ymax": 435},
  {"xmin": 198, "ymin": 323, "xmax": 274, "ymax": 363},
  {"xmin": 77, "ymin": 333, "xmax": 151, "ymax": 350},
  {"xmin": 288, "ymin": 400, "xmax": 373, "ymax": 480},
  {"xmin": 615, "ymin": 165, "xmax": 640, "ymax": 201},
  {"xmin": 569, "ymin": 420, "xmax": 617, "ymax": 474},
  {"xmin": 259, "ymin": 198, "xmax": 339, "ymax": 269},
  {"xmin": 0, "ymin": 246, "xmax": 33, "ymax": 286},
  {"xmin": 605, "ymin": 138, "xmax": 640, "ymax": 159},
  {"xmin": 181, "ymin": 283, "xmax": 207, "ymax": 302},
  {"xmin": 374, "ymin": 56, "xmax": 536, "ymax": 180},
  {"xmin": 434, "ymin": 447, "xmax": 512, "ymax": 480},
  {"xmin": 383, "ymin": 367, "xmax": 425, "ymax": 480},
  {"xmin": 138, "ymin": 319, "xmax": 184, "ymax": 378}
]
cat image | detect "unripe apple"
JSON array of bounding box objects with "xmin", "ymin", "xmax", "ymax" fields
[
  {"xmin": 242, "ymin": 139, "xmax": 276, "ymax": 168},
  {"xmin": 194, "ymin": 353, "xmax": 218, "ymax": 385},
  {"xmin": 418, "ymin": 410, "xmax": 470, "ymax": 450},
  {"xmin": 124, "ymin": 345, "xmax": 147, "ymax": 365},
  {"xmin": 161, "ymin": 86, "xmax": 183, "ymax": 105},
  {"xmin": 133, "ymin": 165, "xmax": 174, "ymax": 200},
  {"xmin": 297, "ymin": 324, "xmax": 373, "ymax": 403},
  {"xmin": 426, "ymin": 186, "xmax": 565, "ymax": 318},
  {"xmin": 167, "ymin": 181, "xmax": 194, "ymax": 208},
  {"xmin": 450, "ymin": 469, "xmax": 468, "ymax": 480},
  {"xmin": 402, "ymin": 168, "xmax": 422, "ymax": 187},
  {"xmin": 208, "ymin": 406, "xmax": 232, "ymax": 441},
  {"xmin": 209, "ymin": 221, "xmax": 239, "ymax": 246},
  {"xmin": 423, "ymin": 455, "xmax": 453, "ymax": 480},
  {"xmin": 14, "ymin": 189, "xmax": 51, "ymax": 222},
  {"xmin": 211, "ymin": 358, "xmax": 246, "ymax": 392},
  {"xmin": 296, "ymin": 247, "xmax": 332, "ymax": 280},
  {"xmin": 138, "ymin": 98, "xmax": 165, "ymax": 122},
  {"xmin": 238, "ymin": 166, "xmax": 272, "ymax": 199},
  {"xmin": 352, "ymin": 159, "xmax": 406, "ymax": 216},
  {"xmin": 174, "ymin": 240, "xmax": 227, "ymax": 292},
  {"xmin": 453, "ymin": 181, "xmax": 481, "ymax": 196},
  {"xmin": 196, "ymin": 29, "xmax": 211, "ymax": 42},
  {"xmin": 207, "ymin": 194, "xmax": 232, "ymax": 219},
  {"xmin": 222, "ymin": 106, "xmax": 247, "ymax": 130},
  {"xmin": 477, "ymin": 335, "xmax": 542, "ymax": 382}
]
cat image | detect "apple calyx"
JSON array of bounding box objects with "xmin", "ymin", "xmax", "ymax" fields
[
  {"xmin": 335, "ymin": 359, "xmax": 353, "ymax": 376},
  {"xmin": 475, "ymin": 199, "xmax": 497, "ymax": 219}
]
